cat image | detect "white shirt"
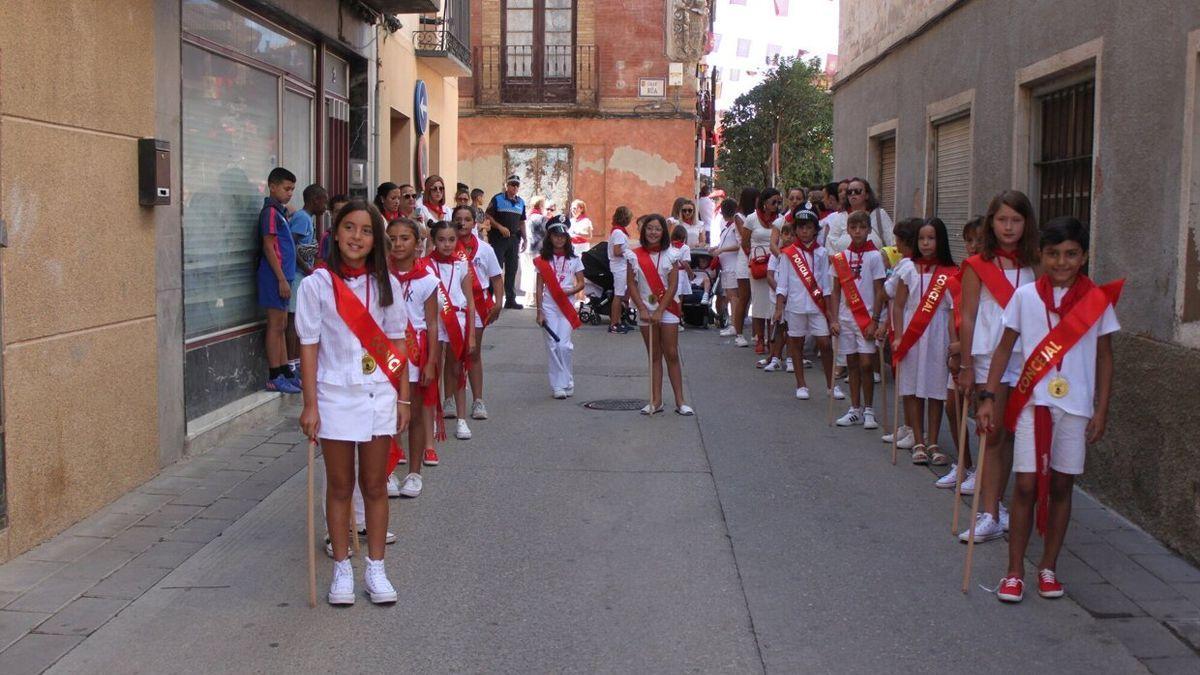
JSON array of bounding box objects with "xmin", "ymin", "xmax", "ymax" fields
[
  {"xmin": 826, "ymin": 209, "xmax": 895, "ymax": 253},
  {"xmin": 884, "ymin": 257, "xmax": 914, "ymax": 299},
  {"xmin": 539, "ymin": 253, "xmax": 585, "ymax": 315},
  {"xmin": 415, "ymin": 202, "xmax": 450, "ymax": 225},
  {"xmin": 971, "ymin": 262, "xmax": 1036, "ymax": 357},
  {"xmin": 466, "ymin": 237, "xmax": 502, "ymax": 287},
  {"xmin": 829, "ymin": 249, "xmax": 886, "ymax": 325},
  {"xmin": 625, "ymin": 246, "xmax": 680, "ymax": 309},
  {"xmin": 698, "ymin": 196, "xmax": 715, "ymax": 236},
  {"xmin": 428, "ymin": 258, "xmax": 471, "ymax": 310},
  {"xmin": 295, "ymin": 269, "xmax": 408, "ymax": 386},
  {"xmin": 716, "ymin": 221, "xmax": 741, "ymax": 271},
  {"xmin": 393, "ymin": 269, "xmax": 439, "ymax": 332},
  {"xmin": 570, "ymin": 216, "xmax": 594, "ymax": 242},
  {"xmin": 1003, "ymin": 282, "xmax": 1120, "ymax": 417},
  {"xmin": 775, "ymin": 245, "xmax": 831, "ymax": 314},
  {"xmin": 744, "ymin": 212, "xmax": 775, "ymax": 256},
  {"xmin": 683, "ymin": 221, "xmax": 706, "ymax": 248},
  {"xmin": 608, "ymin": 228, "xmax": 630, "ymax": 273},
  {"xmin": 675, "ymin": 244, "xmax": 693, "ymax": 295}
]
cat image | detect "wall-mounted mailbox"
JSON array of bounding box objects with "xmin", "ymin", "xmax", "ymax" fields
[{"xmin": 138, "ymin": 138, "xmax": 171, "ymax": 206}]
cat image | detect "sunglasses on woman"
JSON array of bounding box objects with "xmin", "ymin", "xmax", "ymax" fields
[{"xmin": 847, "ymin": 188, "xmax": 864, "ymax": 196}]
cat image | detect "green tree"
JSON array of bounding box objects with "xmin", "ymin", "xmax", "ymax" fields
[{"xmin": 717, "ymin": 56, "xmax": 833, "ymax": 193}]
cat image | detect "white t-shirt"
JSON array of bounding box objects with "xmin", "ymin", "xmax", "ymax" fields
[
  {"xmin": 1003, "ymin": 282, "xmax": 1120, "ymax": 418},
  {"xmin": 675, "ymin": 244, "xmax": 693, "ymax": 295},
  {"xmin": 608, "ymin": 228, "xmax": 630, "ymax": 274},
  {"xmin": 971, "ymin": 262, "xmax": 1036, "ymax": 357},
  {"xmin": 416, "ymin": 202, "xmax": 450, "ymax": 225},
  {"xmin": 829, "ymin": 249, "xmax": 886, "ymax": 325},
  {"xmin": 539, "ymin": 253, "xmax": 585, "ymax": 316},
  {"xmin": 744, "ymin": 212, "xmax": 775, "ymax": 256},
  {"xmin": 825, "ymin": 209, "xmax": 895, "ymax": 253},
  {"xmin": 625, "ymin": 246, "xmax": 680, "ymax": 310},
  {"xmin": 428, "ymin": 258, "xmax": 471, "ymax": 310},
  {"xmin": 295, "ymin": 269, "xmax": 408, "ymax": 386},
  {"xmin": 466, "ymin": 238, "xmax": 502, "ymax": 288},
  {"xmin": 392, "ymin": 269, "xmax": 439, "ymax": 332},
  {"xmin": 775, "ymin": 245, "xmax": 831, "ymax": 314},
  {"xmin": 683, "ymin": 221, "xmax": 706, "ymax": 248},
  {"xmin": 698, "ymin": 197, "xmax": 715, "ymax": 237},
  {"xmin": 715, "ymin": 221, "xmax": 741, "ymax": 271}
]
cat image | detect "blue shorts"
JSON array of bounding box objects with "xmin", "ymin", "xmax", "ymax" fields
[{"xmin": 257, "ymin": 265, "xmax": 290, "ymax": 311}]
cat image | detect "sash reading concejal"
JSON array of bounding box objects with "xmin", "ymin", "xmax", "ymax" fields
[
  {"xmin": 327, "ymin": 273, "xmax": 407, "ymax": 391},
  {"xmin": 634, "ymin": 248, "xmax": 681, "ymax": 316},
  {"xmin": 784, "ymin": 244, "xmax": 827, "ymax": 315},
  {"xmin": 964, "ymin": 254, "xmax": 1019, "ymax": 308},
  {"xmin": 892, "ymin": 268, "xmax": 954, "ymax": 363},
  {"xmin": 832, "ymin": 252, "xmax": 873, "ymax": 336},
  {"xmin": 533, "ymin": 257, "xmax": 583, "ymax": 329}
]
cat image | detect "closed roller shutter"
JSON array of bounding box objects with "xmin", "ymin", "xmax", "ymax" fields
[
  {"xmin": 934, "ymin": 115, "xmax": 971, "ymax": 262},
  {"xmin": 878, "ymin": 136, "xmax": 896, "ymax": 218}
]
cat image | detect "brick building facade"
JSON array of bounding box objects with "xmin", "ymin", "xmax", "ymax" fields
[{"xmin": 458, "ymin": 0, "xmax": 712, "ymax": 237}]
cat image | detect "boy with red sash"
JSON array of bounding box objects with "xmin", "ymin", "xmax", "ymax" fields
[
  {"xmin": 828, "ymin": 211, "xmax": 886, "ymax": 429},
  {"xmin": 976, "ymin": 217, "xmax": 1120, "ymax": 604},
  {"xmin": 772, "ymin": 209, "xmax": 839, "ymax": 401},
  {"xmin": 534, "ymin": 218, "xmax": 585, "ymax": 398},
  {"xmin": 452, "ymin": 205, "xmax": 503, "ymax": 422}
]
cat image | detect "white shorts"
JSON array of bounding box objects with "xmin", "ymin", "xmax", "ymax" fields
[
  {"xmin": 638, "ymin": 307, "xmax": 680, "ymax": 327},
  {"xmin": 719, "ymin": 268, "xmax": 738, "ymax": 289},
  {"xmin": 438, "ymin": 310, "xmax": 467, "ymax": 344},
  {"xmin": 837, "ymin": 320, "xmax": 875, "ymax": 355},
  {"xmin": 786, "ymin": 311, "xmax": 829, "ymax": 338},
  {"xmin": 316, "ymin": 381, "xmax": 397, "ymax": 443},
  {"xmin": 613, "ymin": 267, "xmax": 628, "ymax": 296},
  {"xmin": 974, "ymin": 352, "xmax": 1021, "ymax": 386},
  {"xmin": 1013, "ymin": 405, "xmax": 1088, "ymax": 475},
  {"xmin": 407, "ymin": 329, "xmax": 429, "ymax": 383}
]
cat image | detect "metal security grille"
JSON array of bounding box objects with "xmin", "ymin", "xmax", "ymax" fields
[
  {"xmin": 583, "ymin": 399, "xmax": 649, "ymax": 411},
  {"xmin": 934, "ymin": 115, "xmax": 971, "ymax": 262},
  {"xmin": 878, "ymin": 136, "xmax": 896, "ymax": 217},
  {"xmin": 1035, "ymin": 80, "xmax": 1094, "ymax": 227}
]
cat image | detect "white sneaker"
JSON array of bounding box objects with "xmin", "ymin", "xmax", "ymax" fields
[
  {"xmin": 552, "ymin": 389, "xmax": 568, "ymax": 399},
  {"xmin": 960, "ymin": 470, "xmax": 977, "ymax": 495},
  {"xmin": 795, "ymin": 387, "xmax": 810, "ymax": 400},
  {"xmin": 324, "ymin": 537, "xmax": 355, "ymax": 559},
  {"xmin": 734, "ymin": 335, "xmax": 749, "ymax": 348},
  {"xmin": 355, "ymin": 527, "xmax": 397, "ymax": 545},
  {"xmin": 328, "ymin": 558, "xmax": 355, "ymax": 605},
  {"xmin": 836, "ymin": 408, "xmax": 862, "ymax": 426},
  {"xmin": 832, "ymin": 385, "xmax": 846, "ymax": 400},
  {"xmin": 958, "ymin": 512, "xmax": 1005, "ymax": 543},
  {"xmin": 399, "ymin": 472, "xmax": 423, "ymax": 498},
  {"xmin": 443, "ymin": 398, "xmax": 457, "ymax": 419},
  {"xmin": 935, "ymin": 465, "xmax": 961, "ymax": 489},
  {"xmin": 455, "ymin": 419, "xmax": 472, "ymax": 439},
  {"xmin": 764, "ymin": 358, "xmax": 783, "ymax": 372},
  {"xmin": 999, "ymin": 503, "xmax": 1011, "ymax": 532},
  {"xmin": 803, "ymin": 359, "xmax": 814, "ymax": 369},
  {"xmin": 862, "ymin": 407, "xmax": 879, "ymax": 430},
  {"xmin": 873, "ymin": 372, "xmax": 882, "ymax": 383},
  {"xmin": 387, "ymin": 474, "xmax": 401, "ymax": 498},
  {"xmin": 786, "ymin": 358, "xmax": 795, "ymax": 372},
  {"xmin": 564, "ymin": 387, "xmax": 575, "ymax": 397},
  {"xmin": 363, "ymin": 557, "xmax": 397, "ymax": 604},
  {"xmin": 471, "ymin": 399, "xmax": 488, "ymax": 420},
  {"xmin": 755, "ymin": 358, "xmax": 769, "ymax": 368},
  {"xmin": 719, "ymin": 326, "xmax": 736, "ymax": 337},
  {"xmin": 896, "ymin": 430, "xmax": 916, "ymax": 449},
  {"xmin": 882, "ymin": 425, "xmax": 911, "ymax": 444}
]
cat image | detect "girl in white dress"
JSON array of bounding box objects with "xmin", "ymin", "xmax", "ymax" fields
[
  {"xmin": 745, "ymin": 189, "xmax": 783, "ymax": 353},
  {"xmin": 535, "ymin": 217, "xmax": 585, "ymax": 398}
]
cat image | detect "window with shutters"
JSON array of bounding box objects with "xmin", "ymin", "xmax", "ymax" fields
[
  {"xmin": 1035, "ymin": 80, "xmax": 1094, "ymax": 229},
  {"xmin": 932, "ymin": 114, "xmax": 972, "ymax": 262},
  {"xmin": 876, "ymin": 135, "xmax": 896, "ymax": 218}
]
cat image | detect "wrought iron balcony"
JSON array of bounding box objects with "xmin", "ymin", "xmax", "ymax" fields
[
  {"xmin": 472, "ymin": 44, "xmax": 598, "ymax": 109},
  {"xmin": 414, "ymin": 27, "xmax": 471, "ymax": 77}
]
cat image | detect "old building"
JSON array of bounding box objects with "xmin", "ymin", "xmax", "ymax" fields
[
  {"xmin": 832, "ymin": 0, "xmax": 1200, "ymax": 562},
  {"xmin": 457, "ymin": 0, "xmax": 712, "ymax": 233},
  {"xmin": 0, "ymin": 0, "xmax": 459, "ymax": 562}
]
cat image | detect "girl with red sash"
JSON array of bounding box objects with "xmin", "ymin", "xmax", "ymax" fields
[
  {"xmin": 534, "ymin": 217, "xmax": 585, "ymax": 398},
  {"xmin": 452, "ymin": 205, "xmax": 504, "ymax": 421},
  {"xmin": 387, "ymin": 218, "xmax": 442, "ymax": 498},
  {"xmin": 975, "ymin": 216, "xmax": 1120, "ymax": 603},
  {"xmin": 936, "ymin": 217, "xmax": 984, "ymax": 492},
  {"xmin": 416, "ymin": 175, "xmax": 448, "ymax": 225},
  {"xmin": 954, "ymin": 190, "xmax": 1040, "ymax": 545},
  {"xmin": 296, "ymin": 200, "xmax": 410, "ymax": 606},
  {"xmin": 426, "ymin": 221, "xmax": 477, "ymax": 442},
  {"xmin": 891, "ymin": 218, "xmax": 956, "ymax": 466},
  {"xmin": 626, "ymin": 214, "xmax": 694, "ymax": 416}
]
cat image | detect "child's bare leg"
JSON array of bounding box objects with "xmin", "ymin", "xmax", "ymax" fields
[
  {"xmin": 357, "ymin": 436, "xmax": 391, "ymax": 560},
  {"xmin": 322, "ymin": 440, "xmax": 357, "ymax": 561},
  {"xmin": 1007, "ymin": 472, "xmax": 1038, "ymax": 577},
  {"xmin": 947, "ymin": 391, "xmax": 973, "ymax": 469},
  {"xmin": 788, "ymin": 336, "xmax": 807, "ymax": 387},
  {"xmin": 846, "ymin": 353, "xmax": 862, "ymax": 407},
  {"xmin": 817, "ymin": 336, "xmax": 834, "ymax": 388},
  {"xmin": 770, "ymin": 324, "xmax": 787, "ymax": 359},
  {"xmin": 982, "ymin": 385, "xmax": 1014, "ymax": 519},
  {"xmin": 640, "ymin": 325, "xmax": 663, "ymax": 406},
  {"xmin": 661, "ymin": 325, "xmax": 686, "ymax": 406},
  {"xmin": 860, "ymin": 351, "xmax": 876, "ymax": 408},
  {"xmin": 927, "ymin": 398, "xmax": 944, "ymax": 448},
  {"xmin": 1039, "ymin": 472, "xmax": 1076, "ymax": 572},
  {"xmin": 905, "ymin": 396, "xmax": 923, "ymax": 445}
]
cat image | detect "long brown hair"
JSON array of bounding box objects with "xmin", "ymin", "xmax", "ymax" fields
[
  {"xmin": 981, "ymin": 190, "xmax": 1039, "ymax": 266},
  {"xmin": 424, "ymin": 174, "xmax": 446, "ymax": 206},
  {"xmin": 325, "ymin": 200, "xmax": 395, "ymax": 306}
]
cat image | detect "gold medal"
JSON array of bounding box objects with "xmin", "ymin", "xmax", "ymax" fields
[
  {"xmin": 361, "ymin": 352, "xmax": 377, "ymax": 375},
  {"xmin": 1047, "ymin": 375, "xmax": 1069, "ymax": 399}
]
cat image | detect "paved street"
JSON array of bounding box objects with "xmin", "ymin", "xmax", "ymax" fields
[{"xmin": 1, "ymin": 310, "xmax": 1198, "ymax": 673}]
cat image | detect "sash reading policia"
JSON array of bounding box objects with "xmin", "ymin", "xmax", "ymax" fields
[
  {"xmin": 831, "ymin": 251, "xmax": 873, "ymax": 336},
  {"xmin": 328, "ymin": 271, "xmax": 407, "ymax": 391},
  {"xmin": 456, "ymin": 235, "xmax": 496, "ymax": 326},
  {"xmin": 634, "ymin": 247, "xmax": 681, "ymax": 317},
  {"xmin": 1003, "ymin": 276, "xmax": 1124, "ymax": 536},
  {"xmin": 892, "ymin": 265, "xmax": 955, "ymax": 363},
  {"xmin": 533, "ymin": 257, "xmax": 583, "ymax": 329},
  {"xmin": 783, "ymin": 243, "xmax": 827, "ymax": 315}
]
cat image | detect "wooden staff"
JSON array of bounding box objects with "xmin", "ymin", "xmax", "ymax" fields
[
  {"xmin": 306, "ymin": 439, "xmax": 317, "ymax": 608},
  {"xmin": 648, "ymin": 320, "xmax": 656, "ymax": 413},
  {"xmin": 951, "ymin": 393, "xmax": 970, "ymax": 534},
  {"xmin": 961, "ymin": 433, "xmax": 990, "ymax": 593}
]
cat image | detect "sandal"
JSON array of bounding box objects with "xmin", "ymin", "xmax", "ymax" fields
[
  {"xmin": 675, "ymin": 404, "xmax": 695, "ymax": 416},
  {"xmin": 929, "ymin": 445, "xmax": 949, "ymax": 466},
  {"xmin": 640, "ymin": 403, "xmax": 664, "ymax": 415},
  {"xmin": 911, "ymin": 444, "xmax": 929, "ymax": 465},
  {"xmin": 755, "ymin": 358, "xmax": 768, "ymax": 368}
]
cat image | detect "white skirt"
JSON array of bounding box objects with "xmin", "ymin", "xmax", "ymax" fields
[
  {"xmin": 897, "ymin": 309, "xmax": 951, "ymax": 400},
  {"xmin": 749, "ymin": 277, "xmax": 772, "ymax": 319},
  {"xmin": 317, "ymin": 381, "xmax": 397, "ymax": 442}
]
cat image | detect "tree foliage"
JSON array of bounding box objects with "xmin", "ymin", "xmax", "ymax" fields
[{"xmin": 716, "ymin": 57, "xmax": 833, "ymax": 193}]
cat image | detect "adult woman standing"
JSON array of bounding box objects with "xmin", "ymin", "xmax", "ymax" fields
[
  {"xmin": 416, "ymin": 175, "xmax": 449, "ymax": 225},
  {"xmin": 569, "ymin": 199, "xmax": 594, "ymax": 253},
  {"xmin": 724, "ymin": 187, "xmax": 758, "ymax": 348},
  {"xmin": 744, "ymin": 188, "xmax": 783, "ymax": 354},
  {"xmin": 826, "ymin": 177, "xmax": 894, "ymax": 253},
  {"xmin": 674, "ymin": 199, "xmax": 707, "ymax": 248}
]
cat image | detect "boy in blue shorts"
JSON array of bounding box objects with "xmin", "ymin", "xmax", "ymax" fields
[{"xmin": 258, "ymin": 167, "xmax": 300, "ymax": 393}]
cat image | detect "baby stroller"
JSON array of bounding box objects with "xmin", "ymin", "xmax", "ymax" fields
[
  {"xmin": 579, "ymin": 242, "xmax": 637, "ymax": 326},
  {"xmin": 679, "ymin": 250, "xmax": 716, "ymax": 328}
]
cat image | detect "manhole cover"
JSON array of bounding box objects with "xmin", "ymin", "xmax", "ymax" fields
[{"xmin": 583, "ymin": 398, "xmax": 649, "ymax": 411}]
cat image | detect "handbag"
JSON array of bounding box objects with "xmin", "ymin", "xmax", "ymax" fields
[{"xmin": 749, "ymin": 246, "xmax": 770, "ymax": 280}]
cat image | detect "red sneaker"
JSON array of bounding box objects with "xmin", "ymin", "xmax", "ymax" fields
[
  {"xmin": 997, "ymin": 575, "xmax": 1024, "ymax": 603},
  {"xmin": 754, "ymin": 340, "xmax": 766, "ymax": 354},
  {"xmin": 1037, "ymin": 569, "xmax": 1064, "ymax": 598},
  {"xmin": 423, "ymin": 447, "xmax": 440, "ymax": 467}
]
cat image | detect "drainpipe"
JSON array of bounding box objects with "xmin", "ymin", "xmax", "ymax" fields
[{"xmin": 372, "ymin": 22, "xmax": 383, "ymax": 189}]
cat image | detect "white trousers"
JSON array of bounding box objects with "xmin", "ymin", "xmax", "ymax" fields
[{"xmin": 542, "ymin": 309, "xmax": 575, "ymax": 391}]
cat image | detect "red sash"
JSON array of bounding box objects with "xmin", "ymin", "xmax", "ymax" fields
[
  {"xmin": 782, "ymin": 244, "xmax": 826, "ymax": 314},
  {"xmin": 429, "ymin": 260, "xmax": 471, "ymax": 392},
  {"xmin": 1003, "ymin": 278, "xmax": 1123, "ymax": 536},
  {"xmin": 533, "ymin": 256, "xmax": 582, "ymax": 329},
  {"xmin": 634, "ymin": 248, "xmax": 681, "ymax": 316},
  {"xmin": 964, "ymin": 254, "xmax": 1021, "ymax": 308},
  {"xmin": 570, "ymin": 235, "xmax": 589, "ymax": 245},
  {"xmin": 892, "ymin": 266, "xmax": 954, "ymax": 363},
  {"xmin": 327, "ymin": 273, "xmax": 407, "ymax": 391},
  {"xmin": 456, "ymin": 238, "xmax": 495, "ymax": 326},
  {"xmin": 948, "ymin": 268, "xmax": 964, "ymax": 333},
  {"xmin": 832, "ymin": 252, "xmax": 873, "ymax": 336}
]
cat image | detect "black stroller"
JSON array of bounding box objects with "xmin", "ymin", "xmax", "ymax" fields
[{"xmin": 579, "ymin": 242, "xmax": 638, "ymax": 326}]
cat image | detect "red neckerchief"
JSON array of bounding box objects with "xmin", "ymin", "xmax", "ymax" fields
[
  {"xmin": 846, "ymin": 240, "xmax": 877, "ymax": 280},
  {"xmin": 755, "ymin": 209, "xmax": 775, "ymax": 227},
  {"xmin": 798, "ymin": 239, "xmax": 819, "ymax": 254},
  {"xmin": 429, "ymin": 251, "xmax": 457, "ymax": 265},
  {"xmin": 644, "ymin": 244, "xmax": 664, "ymax": 253},
  {"xmin": 1036, "ymin": 274, "xmax": 1096, "ymax": 317},
  {"xmin": 391, "ymin": 260, "xmax": 429, "ymax": 283},
  {"xmin": 423, "ymin": 200, "xmax": 446, "ymax": 221},
  {"xmin": 916, "ymin": 256, "xmax": 941, "ymax": 273},
  {"xmin": 670, "ymin": 241, "xmax": 684, "ymax": 249},
  {"xmin": 611, "ymin": 225, "xmax": 628, "ymax": 236},
  {"xmin": 992, "ymin": 247, "xmax": 1020, "ymax": 262},
  {"xmin": 458, "ymin": 233, "xmax": 479, "ymax": 260},
  {"xmin": 339, "ymin": 264, "xmax": 370, "ymax": 279},
  {"xmin": 382, "ymin": 210, "xmax": 401, "ymax": 222}
]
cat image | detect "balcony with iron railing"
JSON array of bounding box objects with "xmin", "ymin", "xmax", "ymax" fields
[
  {"xmin": 471, "ymin": 44, "xmax": 598, "ymax": 111},
  {"xmin": 413, "ymin": 0, "xmax": 470, "ymax": 77}
]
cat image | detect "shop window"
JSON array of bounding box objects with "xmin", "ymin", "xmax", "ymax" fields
[
  {"xmin": 283, "ymin": 90, "xmax": 314, "ymax": 193},
  {"xmin": 505, "ymin": 147, "xmax": 572, "ymax": 211},
  {"xmin": 182, "ymin": 0, "xmax": 314, "ymax": 83}
]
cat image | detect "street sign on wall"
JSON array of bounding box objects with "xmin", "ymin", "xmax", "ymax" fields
[{"xmin": 414, "ymin": 80, "xmax": 429, "ymax": 136}]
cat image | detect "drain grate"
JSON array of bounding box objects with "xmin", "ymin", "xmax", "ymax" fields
[{"xmin": 583, "ymin": 398, "xmax": 649, "ymax": 411}]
